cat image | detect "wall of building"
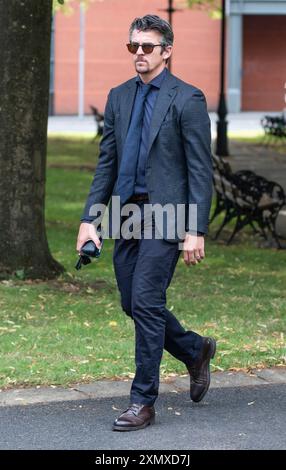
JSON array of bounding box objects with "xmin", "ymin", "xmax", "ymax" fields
[
  {"xmin": 54, "ymin": 1, "xmax": 286, "ymax": 114},
  {"xmin": 242, "ymin": 15, "xmax": 286, "ymax": 111},
  {"xmin": 54, "ymin": 0, "xmax": 221, "ymax": 114}
]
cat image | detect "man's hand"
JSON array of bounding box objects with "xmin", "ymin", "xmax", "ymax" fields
[
  {"xmin": 183, "ymin": 233, "xmax": 205, "ymax": 266},
  {"xmin": 76, "ymin": 222, "xmax": 102, "ymax": 255}
]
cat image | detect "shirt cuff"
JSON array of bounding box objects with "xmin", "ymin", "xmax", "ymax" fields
[
  {"xmin": 187, "ymin": 230, "xmax": 205, "ymax": 237},
  {"xmin": 80, "ymin": 219, "xmax": 94, "ymax": 224}
]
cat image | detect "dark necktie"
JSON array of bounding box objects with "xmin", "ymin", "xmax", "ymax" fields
[{"xmin": 115, "ymin": 82, "xmax": 152, "ymax": 204}]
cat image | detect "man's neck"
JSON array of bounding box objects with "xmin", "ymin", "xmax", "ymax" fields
[{"xmin": 139, "ymin": 65, "xmax": 167, "ymax": 84}]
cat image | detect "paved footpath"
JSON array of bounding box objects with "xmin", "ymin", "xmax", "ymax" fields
[
  {"xmin": 0, "ymin": 368, "xmax": 285, "ymax": 450},
  {"xmin": 47, "ymin": 112, "xmax": 281, "ymax": 138}
]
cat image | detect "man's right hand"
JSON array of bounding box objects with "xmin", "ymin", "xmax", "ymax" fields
[{"xmin": 76, "ymin": 222, "xmax": 102, "ymax": 255}]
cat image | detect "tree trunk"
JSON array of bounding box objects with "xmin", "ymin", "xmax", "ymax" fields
[{"xmin": 0, "ymin": 0, "xmax": 64, "ymax": 279}]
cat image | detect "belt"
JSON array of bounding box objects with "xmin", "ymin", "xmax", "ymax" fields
[{"xmin": 128, "ymin": 193, "xmax": 149, "ymax": 202}]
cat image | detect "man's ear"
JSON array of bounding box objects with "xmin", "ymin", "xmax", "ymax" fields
[{"xmin": 162, "ymin": 45, "xmax": 172, "ymax": 61}]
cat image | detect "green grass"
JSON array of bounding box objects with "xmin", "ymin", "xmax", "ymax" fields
[
  {"xmin": 0, "ymin": 136, "xmax": 285, "ymax": 390},
  {"xmin": 47, "ymin": 136, "xmax": 100, "ymax": 167}
]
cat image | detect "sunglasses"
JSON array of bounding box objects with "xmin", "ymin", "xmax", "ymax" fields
[
  {"xmin": 75, "ymin": 238, "xmax": 103, "ymax": 270},
  {"xmin": 126, "ymin": 42, "xmax": 164, "ymax": 54}
]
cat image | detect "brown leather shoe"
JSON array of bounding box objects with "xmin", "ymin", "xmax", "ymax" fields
[
  {"xmin": 112, "ymin": 403, "xmax": 155, "ymax": 432},
  {"xmin": 186, "ymin": 337, "xmax": 216, "ymax": 403}
]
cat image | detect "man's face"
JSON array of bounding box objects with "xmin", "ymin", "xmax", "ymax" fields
[{"xmin": 129, "ymin": 29, "xmax": 172, "ymax": 75}]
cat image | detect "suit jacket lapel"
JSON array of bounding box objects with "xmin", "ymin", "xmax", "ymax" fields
[
  {"xmin": 120, "ymin": 78, "xmax": 137, "ymax": 145},
  {"xmin": 147, "ymin": 70, "xmax": 178, "ymax": 156},
  {"xmin": 119, "ymin": 70, "xmax": 178, "ymax": 156}
]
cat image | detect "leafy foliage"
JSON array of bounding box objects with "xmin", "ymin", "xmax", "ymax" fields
[
  {"xmin": 53, "ymin": 0, "xmax": 94, "ymax": 14},
  {"xmin": 186, "ymin": 0, "xmax": 221, "ymax": 18}
]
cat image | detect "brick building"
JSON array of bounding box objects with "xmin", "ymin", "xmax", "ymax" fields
[{"xmin": 50, "ymin": 0, "xmax": 286, "ymax": 115}]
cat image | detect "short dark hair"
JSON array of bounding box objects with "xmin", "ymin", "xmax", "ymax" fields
[{"xmin": 129, "ymin": 14, "xmax": 174, "ymax": 46}]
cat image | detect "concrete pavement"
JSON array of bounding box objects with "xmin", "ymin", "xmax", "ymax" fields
[
  {"xmin": 0, "ymin": 368, "xmax": 285, "ymax": 450},
  {"xmin": 1, "ymin": 367, "xmax": 285, "ymax": 407},
  {"xmin": 47, "ymin": 112, "xmax": 281, "ymax": 137}
]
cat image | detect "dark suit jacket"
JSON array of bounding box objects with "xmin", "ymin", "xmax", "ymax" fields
[{"xmin": 81, "ymin": 68, "xmax": 213, "ymax": 242}]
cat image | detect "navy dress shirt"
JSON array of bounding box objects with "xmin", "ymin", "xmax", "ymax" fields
[{"xmin": 133, "ymin": 67, "xmax": 167, "ymax": 194}]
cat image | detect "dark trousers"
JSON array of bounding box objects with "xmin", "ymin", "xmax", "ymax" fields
[{"xmin": 112, "ymin": 200, "xmax": 203, "ymax": 406}]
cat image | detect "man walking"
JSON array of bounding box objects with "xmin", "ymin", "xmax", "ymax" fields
[{"xmin": 76, "ymin": 14, "xmax": 216, "ymax": 432}]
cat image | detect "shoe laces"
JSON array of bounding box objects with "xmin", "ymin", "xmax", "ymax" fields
[{"xmin": 124, "ymin": 403, "xmax": 143, "ymax": 416}]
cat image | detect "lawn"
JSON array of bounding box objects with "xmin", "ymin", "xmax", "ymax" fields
[{"xmin": 0, "ymin": 136, "xmax": 285, "ymax": 390}]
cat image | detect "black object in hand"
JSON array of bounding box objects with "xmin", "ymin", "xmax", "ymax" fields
[{"xmin": 75, "ymin": 238, "xmax": 103, "ymax": 270}]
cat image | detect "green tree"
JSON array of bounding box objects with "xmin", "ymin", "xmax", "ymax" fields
[
  {"xmin": 0, "ymin": 0, "xmax": 64, "ymax": 280},
  {"xmin": 186, "ymin": 0, "xmax": 221, "ymax": 17}
]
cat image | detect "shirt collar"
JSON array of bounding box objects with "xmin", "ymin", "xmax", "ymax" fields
[{"xmin": 135, "ymin": 67, "xmax": 168, "ymax": 89}]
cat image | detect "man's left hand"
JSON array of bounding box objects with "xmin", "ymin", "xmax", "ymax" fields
[{"xmin": 183, "ymin": 233, "xmax": 205, "ymax": 266}]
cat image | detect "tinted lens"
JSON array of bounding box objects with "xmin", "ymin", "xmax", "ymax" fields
[
  {"xmin": 127, "ymin": 43, "xmax": 158, "ymax": 54},
  {"xmin": 127, "ymin": 43, "xmax": 139, "ymax": 54},
  {"xmin": 142, "ymin": 44, "xmax": 155, "ymax": 54}
]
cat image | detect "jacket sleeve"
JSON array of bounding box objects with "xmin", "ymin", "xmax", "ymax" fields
[
  {"xmin": 80, "ymin": 88, "xmax": 118, "ymax": 222},
  {"xmin": 180, "ymin": 89, "xmax": 213, "ymax": 234}
]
